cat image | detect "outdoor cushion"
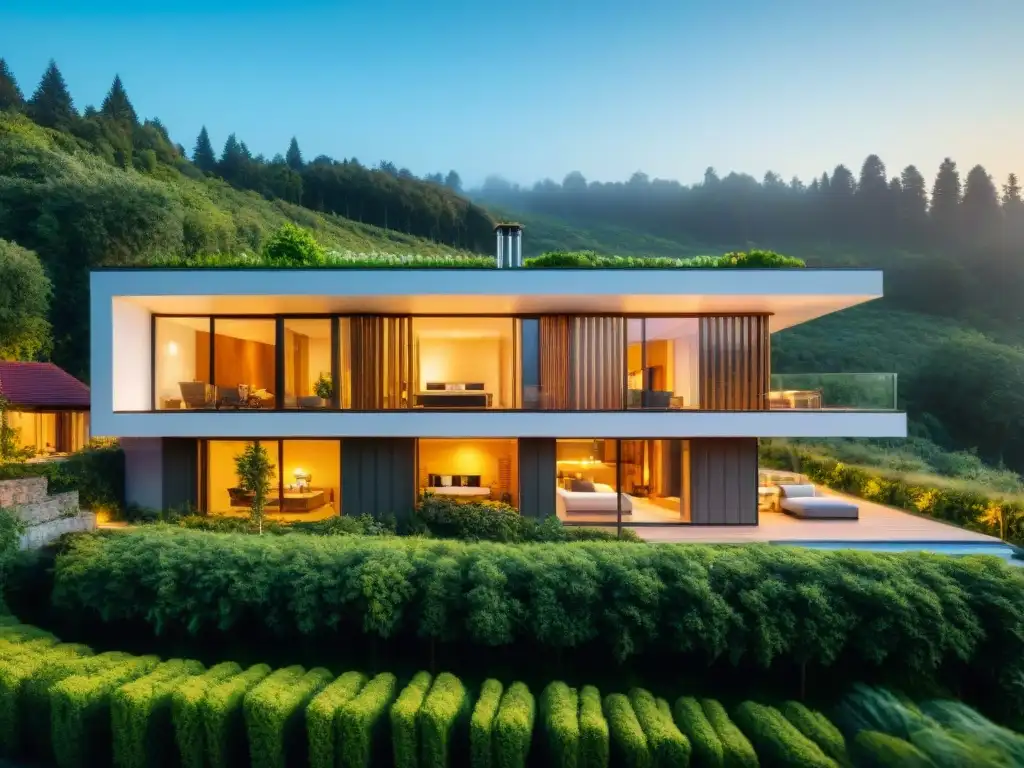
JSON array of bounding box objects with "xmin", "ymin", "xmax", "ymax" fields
[
  {"xmin": 781, "ymin": 496, "xmax": 859, "ymax": 520},
  {"xmin": 779, "ymin": 484, "xmax": 816, "ymax": 498}
]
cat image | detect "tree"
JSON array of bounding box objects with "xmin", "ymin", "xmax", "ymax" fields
[
  {"xmin": 0, "ymin": 239, "xmax": 52, "ymax": 361},
  {"xmin": 444, "ymin": 170, "xmax": 462, "ymax": 191},
  {"xmin": 27, "ymin": 60, "xmax": 75, "ymax": 129},
  {"xmin": 960, "ymin": 164, "xmax": 1000, "ymax": 246},
  {"xmin": 929, "ymin": 157, "xmax": 961, "ymax": 240},
  {"xmin": 0, "ymin": 58, "xmax": 24, "ymax": 112},
  {"xmin": 286, "ymin": 137, "xmax": 303, "ymax": 171},
  {"xmin": 897, "ymin": 165, "xmax": 928, "ymax": 237},
  {"xmin": 261, "ymin": 222, "xmax": 324, "ymax": 265},
  {"xmin": 563, "ymin": 171, "xmax": 587, "ymax": 191},
  {"xmin": 1002, "ymin": 173, "xmax": 1024, "ymax": 247},
  {"xmin": 218, "ymin": 133, "xmax": 247, "ymax": 184},
  {"xmin": 99, "ymin": 75, "xmax": 137, "ymax": 124},
  {"xmin": 192, "ymin": 127, "xmax": 217, "ymax": 173},
  {"xmin": 234, "ymin": 441, "xmax": 275, "ymax": 534}
]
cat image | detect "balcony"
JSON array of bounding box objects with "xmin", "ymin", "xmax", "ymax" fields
[{"xmin": 769, "ymin": 373, "xmax": 898, "ymax": 411}]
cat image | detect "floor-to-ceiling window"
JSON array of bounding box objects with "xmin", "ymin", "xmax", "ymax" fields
[
  {"xmin": 627, "ymin": 318, "xmax": 700, "ymax": 409},
  {"xmin": 5, "ymin": 411, "xmax": 89, "ymax": 455},
  {"xmin": 211, "ymin": 319, "xmax": 277, "ymax": 408},
  {"xmin": 283, "ymin": 319, "xmax": 333, "ymax": 409},
  {"xmin": 411, "ymin": 318, "xmax": 515, "ymax": 410},
  {"xmin": 154, "ymin": 317, "xmax": 212, "ymax": 410},
  {"xmin": 418, "ymin": 438, "xmax": 519, "ymax": 508}
]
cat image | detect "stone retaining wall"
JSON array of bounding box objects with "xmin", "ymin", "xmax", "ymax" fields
[
  {"xmin": 0, "ymin": 477, "xmax": 48, "ymax": 507},
  {"xmin": 0, "ymin": 476, "xmax": 96, "ymax": 549}
]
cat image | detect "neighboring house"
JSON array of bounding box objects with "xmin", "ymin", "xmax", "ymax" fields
[
  {"xmin": 0, "ymin": 361, "xmax": 91, "ymax": 457},
  {"xmin": 89, "ymin": 227, "xmax": 906, "ymax": 526}
]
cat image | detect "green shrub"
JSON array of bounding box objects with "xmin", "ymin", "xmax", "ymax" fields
[
  {"xmin": 50, "ymin": 654, "xmax": 161, "ymax": 768},
  {"xmin": 306, "ymin": 671, "xmax": 367, "ymax": 768},
  {"xmin": 700, "ymin": 700, "xmax": 757, "ymax": 768},
  {"xmin": 919, "ymin": 698, "xmax": 1024, "ymax": 764},
  {"xmin": 780, "ymin": 701, "xmax": 849, "ymax": 766},
  {"xmin": 1, "ymin": 443, "xmax": 129, "ymax": 514},
  {"xmin": 603, "ymin": 693, "xmax": 649, "ymax": 768},
  {"xmin": 171, "ymin": 661, "xmax": 242, "ymax": 768},
  {"xmin": 672, "ymin": 696, "xmax": 723, "ymax": 768},
  {"xmin": 337, "ymin": 672, "xmax": 398, "ymax": 768},
  {"xmin": 492, "ymin": 682, "xmax": 534, "ymax": 768},
  {"xmin": 390, "ymin": 671, "xmax": 432, "ymax": 768},
  {"xmin": 420, "ymin": 671, "xmax": 470, "ymax": 768},
  {"xmin": 540, "ymin": 682, "xmax": 579, "ymax": 768},
  {"xmin": 110, "ymin": 658, "xmax": 205, "ymax": 768},
  {"xmin": 578, "ymin": 686, "xmax": 608, "ymax": 768},
  {"xmin": 0, "ymin": 642, "xmax": 92, "ymax": 755},
  {"xmin": 23, "ymin": 650, "xmax": 134, "ymax": 759},
  {"xmin": 732, "ymin": 701, "xmax": 836, "ymax": 768},
  {"xmin": 243, "ymin": 665, "xmax": 332, "ymax": 768},
  {"xmin": 201, "ymin": 663, "xmax": 271, "ymax": 768},
  {"xmin": 470, "ymin": 679, "xmax": 503, "ymax": 768},
  {"xmin": 851, "ymin": 731, "xmax": 934, "ymax": 767},
  {"xmin": 50, "ymin": 528, "xmax": 1024, "ymax": 712},
  {"xmin": 628, "ymin": 689, "xmax": 690, "ymax": 767}
]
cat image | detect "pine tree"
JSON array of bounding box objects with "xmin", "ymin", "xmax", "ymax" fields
[
  {"xmin": 219, "ymin": 133, "xmax": 247, "ymax": 183},
  {"xmin": 444, "ymin": 170, "xmax": 462, "ymax": 191},
  {"xmin": 0, "ymin": 58, "xmax": 24, "ymax": 112},
  {"xmin": 285, "ymin": 137, "xmax": 303, "ymax": 171},
  {"xmin": 929, "ymin": 157, "xmax": 961, "ymax": 239},
  {"xmin": 898, "ymin": 165, "xmax": 929, "ymax": 238},
  {"xmin": 961, "ymin": 164, "xmax": 1000, "ymax": 245},
  {"xmin": 192, "ymin": 126, "xmax": 217, "ymax": 173},
  {"xmin": 27, "ymin": 59, "xmax": 75, "ymax": 129},
  {"xmin": 100, "ymin": 74, "xmax": 137, "ymax": 124},
  {"xmin": 1002, "ymin": 173, "xmax": 1024, "ymax": 245},
  {"xmin": 1002, "ymin": 173, "xmax": 1022, "ymax": 206}
]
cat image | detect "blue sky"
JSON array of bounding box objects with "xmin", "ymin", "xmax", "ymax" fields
[{"xmin": 1, "ymin": 0, "xmax": 1021, "ymax": 189}]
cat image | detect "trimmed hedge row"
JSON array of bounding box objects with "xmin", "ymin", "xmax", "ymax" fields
[
  {"xmin": 50, "ymin": 528, "xmax": 1024, "ymax": 713},
  {"xmin": 0, "ymin": 620, "xmax": 1017, "ymax": 768}
]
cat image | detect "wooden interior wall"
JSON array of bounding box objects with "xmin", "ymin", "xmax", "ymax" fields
[
  {"xmin": 698, "ymin": 315, "xmax": 769, "ymax": 410},
  {"xmin": 194, "ymin": 331, "xmax": 211, "ymax": 383},
  {"xmin": 196, "ymin": 331, "xmax": 274, "ymax": 391},
  {"xmin": 285, "ymin": 331, "xmax": 310, "ymax": 396}
]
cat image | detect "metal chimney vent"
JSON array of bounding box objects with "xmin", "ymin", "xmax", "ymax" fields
[{"xmin": 494, "ymin": 223, "xmax": 523, "ymax": 268}]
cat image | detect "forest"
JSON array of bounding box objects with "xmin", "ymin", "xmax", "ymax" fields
[{"xmin": 1, "ymin": 57, "xmax": 1024, "ymax": 478}]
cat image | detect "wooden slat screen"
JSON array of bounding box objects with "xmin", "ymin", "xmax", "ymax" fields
[
  {"xmin": 350, "ymin": 316, "xmax": 412, "ymax": 409},
  {"xmin": 570, "ymin": 316, "xmax": 625, "ymax": 409},
  {"xmin": 539, "ymin": 316, "xmax": 571, "ymax": 409},
  {"xmin": 698, "ymin": 315, "xmax": 770, "ymax": 410}
]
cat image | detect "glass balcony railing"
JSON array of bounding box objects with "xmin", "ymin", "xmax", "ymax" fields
[{"xmin": 769, "ymin": 373, "xmax": 898, "ymax": 411}]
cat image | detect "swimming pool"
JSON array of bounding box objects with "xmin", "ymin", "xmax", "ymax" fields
[{"xmin": 772, "ymin": 540, "xmax": 1021, "ymax": 561}]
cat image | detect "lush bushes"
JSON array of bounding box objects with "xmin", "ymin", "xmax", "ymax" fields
[
  {"xmin": 732, "ymin": 701, "xmax": 837, "ymax": 768},
  {"xmin": 337, "ymin": 672, "xmax": 397, "ymax": 768},
  {"xmin": 171, "ymin": 661, "xmax": 241, "ymax": 768},
  {"xmin": 851, "ymin": 731, "xmax": 933, "ymax": 767},
  {"xmin": 673, "ymin": 696, "xmax": 724, "ymax": 768},
  {"xmin": 540, "ymin": 681, "xmax": 579, "ymax": 768},
  {"xmin": 760, "ymin": 441, "xmax": 1024, "ymax": 544},
  {"xmin": 243, "ymin": 665, "xmax": 332, "ymax": 768},
  {"xmin": 629, "ymin": 688, "xmax": 690, "ymax": 767},
  {"xmin": 390, "ymin": 670, "xmax": 432, "ymax": 768},
  {"xmin": 201, "ymin": 663, "xmax": 272, "ymax": 768},
  {"xmin": 306, "ymin": 671, "xmax": 367, "ymax": 768},
  {"xmin": 701, "ymin": 699, "xmax": 758, "ymax": 768},
  {"xmin": 0, "ymin": 443, "xmax": 126, "ymax": 514},
  {"xmin": 49, "ymin": 528, "xmax": 1024, "ymax": 713},
  {"xmin": 604, "ymin": 693, "xmax": 649, "ymax": 768},
  {"xmin": 780, "ymin": 700, "xmax": 849, "ymax": 766},
  {"xmin": 492, "ymin": 682, "xmax": 535, "ymax": 768},
  {"xmin": 523, "ymin": 250, "xmax": 804, "ymax": 269},
  {"xmin": 578, "ymin": 686, "xmax": 608, "ymax": 768},
  {"xmin": 420, "ymin": 671, "xmax": 469, "ymax": 768},
  {"xmin": 470, "ymin": 679, "xmax": 503, "ymax": 768}
]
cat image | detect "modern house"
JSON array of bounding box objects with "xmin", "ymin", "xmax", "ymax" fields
[
  {"xmin": 89, "ymin": 227, "xmax": 906, "ymax": 526},
  {"xmin": 0, "ymin": 361, "xmax": 91, "ymax": 459}
]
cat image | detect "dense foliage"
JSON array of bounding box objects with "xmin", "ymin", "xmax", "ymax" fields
[
  {"xmin": 46, "ymin": 528, "xmax": 1024, "ymax": 718},
  {"xmin": 0, "ymin": 239, "xmax": 51, "ymax": 360},
  {"xmin": 0, "ymin": 444, "xmax": 125, "ymax": 514}
]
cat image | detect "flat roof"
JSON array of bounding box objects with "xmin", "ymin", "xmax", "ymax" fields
[{"xmin": 92, "ymin": 268, "xmax": 883, "ymax": 331}]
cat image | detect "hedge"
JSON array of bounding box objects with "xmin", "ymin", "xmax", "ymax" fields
[
  {"xmin": 337, "ymin": 672, "xmax": 398, "ymax": 768},
  {"xmin": 701, "ymin": 700, "xmax": 757, "ymax": 768},
  {"xmin": 307, "ymin": 671, "xmax": 367, "ymax": 768},
  {"xmin": 578, "ymin": 686, "xmax": 609, "ymax": 768},
  {"xmin": 492, "ymin": 681, "xmax": 535, "ymax": 768},
  {"xmin": 110, "ymin": 658, "xmax": 205, "ymax": 768},
  {"xmin": 540, "ymin": 681, "xmax": 579, "ymax": 768},
  {"xmin": 629, "ymin": 689, "xmax": 690, "ymax": 767},
  {"xmin": 390, "ymin": 671, "xmax": 432, "ymax": 768},
  {"xmin": 780, "ymin": 701, "xmax": 849, "ymax": 766},
  {"xmin": 604, "ymin": 694, "xmax": 649, "ymax": 768},
  {"xmin": 201, "ymin": 663, "xmax": 272, "ymax": 768},
  {"xmin": 470, "ymin": 679, "xmax": 503, "ymax": 768},
  {"xmin": 244, "ymin": 665, "xmax": 332, "ymax": 768},
  {"xmin": 420, "ymin": 671, "xmax": 469, "ymax": 768},
  {"xmin": 851, "ymin": 731, "xmax": 933, "ymax": 767},
  {"xmin": 0, "ymin": 642, "xmax": 92, "ymax": 755},
  {"xmin": 673, "ymin": 696, "xmax": 724, "ymax": 768},
  {"xmin": 50, "ymin": 528, "xmax": 1024, "ymax": 713},
  {"xmin": 171, "ymin": 661, "xmax": 242, "ymax": 768},
  {"xmin": 732, "ymin": 701, "xmax": 837, "ymax": 768},
  {"xmin": 50, "ymin": 654, "xmax": 161, "ymax": 768}
]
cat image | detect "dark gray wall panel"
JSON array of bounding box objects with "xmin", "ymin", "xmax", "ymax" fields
[
  {"xmin": 162, "ymin": 438, "xmax": 199, "ymax": 512},
  {"xmin": 518, "ymin": 438, "xmax": 556, "ymax": 519},
  {"xmin": 341, "ymin": 438, "xmax": 416, "ymax": 522},
  {"xmin": 690, "ymin": 438, "xmax": 757, "ymax": 525}
]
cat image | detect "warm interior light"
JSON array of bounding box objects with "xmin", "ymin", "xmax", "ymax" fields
[{"xmin": 167, "ymin": 341, "xmax": 178, "ymax": 356}]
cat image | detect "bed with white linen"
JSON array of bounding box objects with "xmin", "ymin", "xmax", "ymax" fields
[
  {"xmin": 422, "ymin": 486, "xmax": 492, "ymax": 499},
  {"xmin": 557, "ymin": 483, "xmax": 633, "ymax": 516}
]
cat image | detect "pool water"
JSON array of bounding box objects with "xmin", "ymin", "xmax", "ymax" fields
[{"xmin": 773, "ymin": 540, "xmax": 1021, "ymax": 561}]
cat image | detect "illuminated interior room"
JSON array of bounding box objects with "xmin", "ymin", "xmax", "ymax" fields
[
  {"xmin": 283, "ymin": 319, "xmax": 333, "ymax": 408},
  {"xmin": 412, "ymin": 318, "xmax": 515, "ymax": 409},
  {"xmin": 418, "ymin": 438, "xmax": 519, "ymax": 508},
  {"xmin": 203, "ymin": 439, "xmax": 340, "ymax": 520},
  {"xmin": 626, "ymin": 318, "xmax": 700, "ymax": 409},
  {"xmin": 555, "ymin": 438, "xmax": 690, "ymax": 523}
]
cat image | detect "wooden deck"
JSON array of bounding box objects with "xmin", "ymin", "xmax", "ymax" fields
[{"xmin": 632, "ymin": 489, "xmax": 1007, "ymax": 546}]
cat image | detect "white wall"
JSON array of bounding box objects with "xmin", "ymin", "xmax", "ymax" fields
[
  {"xmin": 111, "ymin": 299, "xmax": 152, "ymax": 412},
  {"xmin": 418, "ymin": 338, "xmax": 501, "ymax": 397},
  {"xmin": 154, "ymin": 318, "xmax": 199, "ymax": 405},
  {"xmin": 672, "ymin": 337, "xmax": 700, "ymax": 407}
]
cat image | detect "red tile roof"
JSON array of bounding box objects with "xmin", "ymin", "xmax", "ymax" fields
[{"xmin": 0, "ymin": 362, "xmax": 90, "ymax": 410}]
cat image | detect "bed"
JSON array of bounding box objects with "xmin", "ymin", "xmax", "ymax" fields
[
  {"xmin": 422, "ymin": 474, "xmax": 491, "ymax": 500},
  {"xmin": 416, "ymin": 383, "xmax": 492, "ymax": 409},
  {"xmin": 557, "ymin": 481, "xmax": 634, "ymax": 517}
]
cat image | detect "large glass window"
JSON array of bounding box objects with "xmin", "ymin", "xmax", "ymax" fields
[
  {"xmin": 418, "ymin": 438, "xmax": 519, "ymax": 508},
  {"xmin": 627, "ymin": 318, "xmax": 699, "ymax": 410},
  {"xmin": 411, "ymin": 318, "xmax": 515, "ymax": 409},
  {"xmin": 206, "ymin": 439, "xmax": 280, "ymax": 515},
  {"xmin": 5, "ymin": 411, "xmax": 88, "ymax": 455},
  {"xmin": 620, "ymin": 439, "xmax": 691, "ymax": 522},
  {"xmin": 154, "ymin": 317, "xmax": 212, "ymax": 410},
  {"xmin": 284, "ymin": 319, "xmax": 333, "ymax": 409},
  {"xmin": 211, "ymin": 319, "xmax": 277, "ymax": 409}
]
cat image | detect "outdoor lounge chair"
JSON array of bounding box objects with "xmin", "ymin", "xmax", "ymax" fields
[{"xmin": 778, "ymin": 484, "xmax": 859, "ymax": 520}]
